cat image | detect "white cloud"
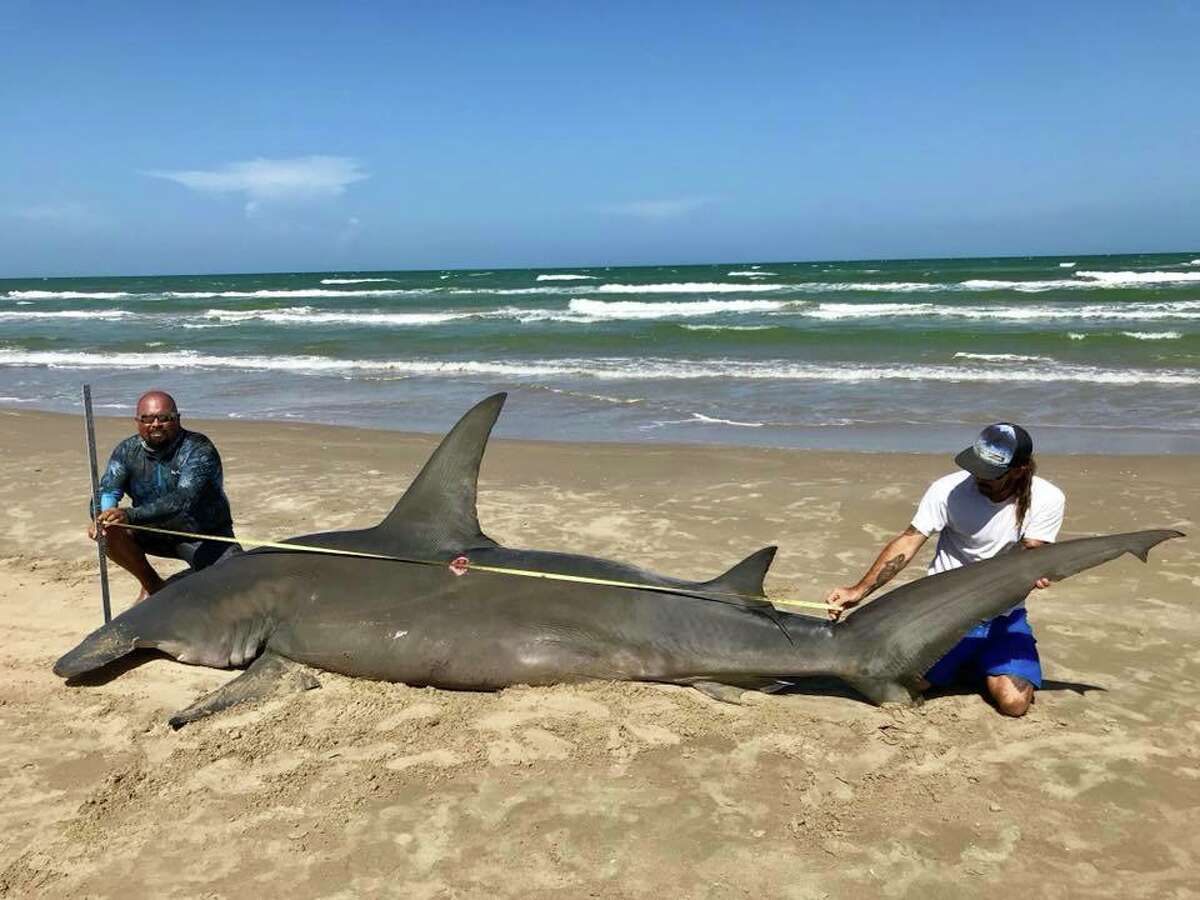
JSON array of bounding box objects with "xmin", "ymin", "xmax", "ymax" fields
[
  {"xmin": 145, "ymin": 156, "xmax": 369, "ymax": 202},
  {"xmin": 597, "ymin": 197, "xmax": 713, "ymax": 219}
]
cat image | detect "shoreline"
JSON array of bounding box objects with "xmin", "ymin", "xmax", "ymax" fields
[{"xmin": 6, "ymin": 404, "xmax": 1200, "ymax": 458}]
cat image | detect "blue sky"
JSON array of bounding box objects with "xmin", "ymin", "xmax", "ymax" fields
[{"xmin": 2, "ymin": 1, "xmax": 1197, "ymax": 276}]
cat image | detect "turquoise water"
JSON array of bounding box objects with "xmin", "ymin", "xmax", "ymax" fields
[{"xmin": 2, "ymin": 252, "xmax": 1198, "ymax": 452}]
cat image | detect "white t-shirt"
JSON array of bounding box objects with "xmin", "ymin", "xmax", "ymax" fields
[{"xmin": 912, "ymin": 471, "xmax": 1065, "ymax": 576}]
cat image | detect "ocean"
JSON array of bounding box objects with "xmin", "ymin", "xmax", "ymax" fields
[{"xmin": 2, "ymin": 252, "xmax": 1198, "ymax": 454}]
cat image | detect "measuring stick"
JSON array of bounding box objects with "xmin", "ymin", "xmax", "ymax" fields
[{"xmin": 82, "ymin": 385, "xmax": 112, "ymax": 624}]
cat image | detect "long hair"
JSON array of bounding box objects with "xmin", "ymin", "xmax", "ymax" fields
[{"xmin": 1014, "ymin": 458, "xmax": 1037, "ymax": 535}]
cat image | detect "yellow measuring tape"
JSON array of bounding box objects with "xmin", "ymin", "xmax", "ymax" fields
[{"xmin": 110, "ymin": 522, "xmax": 830, "ymax": 612}]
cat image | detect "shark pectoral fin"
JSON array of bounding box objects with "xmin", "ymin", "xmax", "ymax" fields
[
  {"xmin": 692, "ymin": 681, "xmax": 750, "ymax": 704},
  {"xmin": 845, "ymin": 677, "xmax": 923, "ymax": 708},
  {"xmin": 168, "ymin": 652, "xmax": 320, "ymax": 729}
]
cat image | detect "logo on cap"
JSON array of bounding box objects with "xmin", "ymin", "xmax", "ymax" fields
[{"xmin": 974, "ymin": 424, "xmax": 1017, "ymax": 467}]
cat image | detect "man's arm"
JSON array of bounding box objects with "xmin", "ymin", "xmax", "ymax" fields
[
  {"xmin": 90, "ymin": 446, "xmax": 130, "ymax": 537},
  {"xmin": 825, "ymin": 525, "xmax": 929, "ymax": 621}
]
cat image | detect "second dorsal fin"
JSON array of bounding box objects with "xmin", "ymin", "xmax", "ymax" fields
[
  {"xmin": 700, "ymin": 546, "xmax": 777, "ymax": 599},
  {"xmin": 375, "ymin": 392, "xmax": 506, "ymax": 554}
]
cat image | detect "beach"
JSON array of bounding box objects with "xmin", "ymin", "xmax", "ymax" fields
[{"xmin": 1, "ymin": 408, "xmax": 1197, "ymax": 898}]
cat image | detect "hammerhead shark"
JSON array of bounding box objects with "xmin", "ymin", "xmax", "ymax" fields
[{"xmin": 54, "ymin": 393, "xmax": 1182, "ymax": 727}]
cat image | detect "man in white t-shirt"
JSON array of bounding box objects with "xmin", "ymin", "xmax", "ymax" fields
[{"xmin": 825, "ymin": 423, "xmax": 1065, "ymax": 717}]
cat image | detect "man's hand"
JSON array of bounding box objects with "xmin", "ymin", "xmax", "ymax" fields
[
  {"xmin": 1033, "ymin": 576, "xmax": 1051, "ymax": 589},
  {"xmin": 825, "ymin": 585, "xmax": 866, "ymax": 622},
  {"xmin": 92, "ymin": 507, "xmax": 129, "ymax": 538}
]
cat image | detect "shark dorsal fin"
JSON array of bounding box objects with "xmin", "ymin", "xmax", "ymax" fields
[
  {"xmin": 377, "ymin": 392, "xmax": 506, "ymax": 554},
  {"xmin": 701, "ymin": 546, "xmax": 777, "ymax": 598}
]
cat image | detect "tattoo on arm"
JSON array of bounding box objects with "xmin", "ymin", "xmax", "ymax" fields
[{"xmin": 868, "ymin": 553, "xmax": 908, "ymax": 594}]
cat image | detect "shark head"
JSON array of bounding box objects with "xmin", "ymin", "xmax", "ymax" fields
[{"xmin": 53, "ymin": 619, "xmax": 139, "ymax": 678}]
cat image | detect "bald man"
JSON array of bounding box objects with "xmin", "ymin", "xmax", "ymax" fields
[{"xmin": 89, "ymin": 391, "xmax": 239, "ymax": 600}]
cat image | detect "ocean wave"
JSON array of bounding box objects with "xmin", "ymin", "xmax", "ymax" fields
[
  {"xmin": 1059, "ymin": 262, "xmax": 1077, "ymax": 268},
  {"xmin": 5, "ymin": 290, "xmax": 135, "ymax": 300},
  {"xmin": 726, "ymin": 270, "xmax": 777, "ymax": 277},
  {"xmin": 319, "ymin": 277, "xmax": 401, "ymax": 284},
  {"xmin": 1075, "ymin": 270, "xmax": 1200, "ymax": 285},
  {"xmin": 680, "ymin": 324, "xmax": 777, "ymax": 331},
  {"xmin": 807, "ymin": 302, "xmax": 934, "ymax": 320},
  {"xmin": 1121, "ymin": 331, "xmax": 1183, "ymax": 340},
  {"xmin": 594, "ymin": 282, "xmax": 792, "ymax": 294},
  {"xmin": 569, "ymin": 298, "xmax": 790, "ymax": 320},
  {"xmin": 162, "ymin": 288, "xmax": 435, "ymax": 299},
  {"xmin": 689, "ymin": 413, "xmax": 765, "ymax": 428},
  {"xmin": 201, "ymin": 306, "xmax": 472, "ymax": 326},
  {"xmin": 804, "ymin": 301, "xmax": 1200, "ymax": 322},
  {"xmin": 535, "ymin": 274, "xmax": 595, "ymax": 281},
  {"xmin": 0, "ymin": 309, "xmax": 135, "ymax": 321},
  {"xmin": 2, "ymin": 349, "xmax": 1194, "ymax": 385},
  {"xmin": 959, "ymin": 279, "xmax": 1082, "ymax": 292},
  {"xmin": 953, "ymin": 352, "xmax": 1054, "ymax": 363},
  {"xmin": 1069, "ymin": 333, "xmax": 1087, "ymax": 340}
]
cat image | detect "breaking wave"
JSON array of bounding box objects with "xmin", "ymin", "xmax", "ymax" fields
[{"xmin": 2, "ymin": 349, "xmax": 1194, "ymax": 386}]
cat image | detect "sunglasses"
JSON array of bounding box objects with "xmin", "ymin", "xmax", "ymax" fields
[{"xmin": 137, "ymin": 413, "xmax": 179, "ymax": 424}]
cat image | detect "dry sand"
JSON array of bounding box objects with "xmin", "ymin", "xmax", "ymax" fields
[{"xmin": 1, "ymin": 408, "xmax": 1197, "ymax": 898}]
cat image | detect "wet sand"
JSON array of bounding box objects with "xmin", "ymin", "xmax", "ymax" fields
[{"xmin": 1, "ymin": 408, "xmax": 1197, "ymax": 898}]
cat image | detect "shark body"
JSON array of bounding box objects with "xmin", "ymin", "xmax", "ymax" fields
[{"xmin": 54, "ymin": 394, "xmax": 1183, "ymax": 726}]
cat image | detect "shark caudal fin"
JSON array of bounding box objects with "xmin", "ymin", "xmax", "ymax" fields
[
  {"xmin": 697, "ymin": 546, "xmax": 778, "ymax": 609},
  {"xmin": 375, "ymin": 392, "xmax": 506, "ymax": 555},
  {"xmin": 834, "ymin": 529, "xmax": 1184, "ymax": 705}
]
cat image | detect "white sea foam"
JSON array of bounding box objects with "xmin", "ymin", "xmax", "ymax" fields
[
  {"xmin": 726, "ymin": 270, "xmax": 777, "ymax": 277},
  {"xmin": 805, "ymin": 301, "xmax": 1200, "ymax": 322},
  {"xmin": 953, "ymin": 352, "xmax": 1054, "ymax": 363},
  {"xmin": 201, "ymin": 307, "xmax": 471, "ymax": 326},
  {"xmin": 1075, "ymin": 270, "xmax": 1200, "ymax": 285},
  {"xmin": 2, "ymin": 349, "xmax": 1194, "ymax": 386},
  {"xmin": 1069, "ymin": 333, "xmax": 1087, "ymax": 340},
  {"xmin": 1059, "ymin": 262, "xmax": 1077, "ymax": 268},
  {"xmin": 807, "ymin": 302, "xmax": 934, "ymax": 320},
  {"xmin": 1190, "ymin": 259, "xmax": 1200, "ymax": 266},
  {"xmin": 162, "ymin": 288, "xmax": 435, "ymax": 299},
  {"xmin": 568, "ymin": 298, "xmax": 789, "ymax": 320},
  {"xmin": 319, "ymin": 277, "xmax": 400, "ymax": 284},
  {"xmin": 959, "ymin": 279, "xmax": 1081, "ymax": 292},
  {"xmin": 6, "ymin": 290, "xmax": 135, "ymax": 300},
  {"xmin": 535, "ymin": 274, "xmax": 595, "ymax": 281},
  {"xmin": 0, "ymin": 309, "xmax": 135, "ymax": 321},
  {"xmin": 594, "ymin": 282, "xmax": 791, "ymax": 294},
  {"xmin": 689, "ymin": 413, "xmax": 765, "ymax": 428},
  {"xmin": 1121, "ymin": 331, "xmax": 1183, "ymax": 340}
]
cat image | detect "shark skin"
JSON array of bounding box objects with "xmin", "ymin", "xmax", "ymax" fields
[{"xmin": 54, "ymin": 393, "xmax": 1184, "ymax": 726}]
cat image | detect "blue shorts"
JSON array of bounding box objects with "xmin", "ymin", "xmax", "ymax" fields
[{"xmin": 924, "ymin": 606, "xmax": 1042, "ymax": 689}]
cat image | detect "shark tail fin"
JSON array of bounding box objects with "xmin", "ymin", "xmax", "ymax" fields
[
  {"xmin": 376, "ymin": 392, "xmax": 506, "ymax": 554},
  {"xmin": 699, "ymin": 546, "xmax": 777, "ymax": 599},
  {"xmin": 833, "ymin": 529, "xmax": 1183, "ymax": 706}
]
